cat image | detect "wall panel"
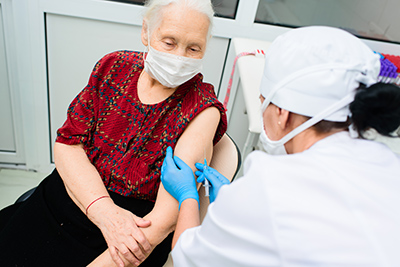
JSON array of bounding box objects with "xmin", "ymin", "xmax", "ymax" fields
[
  {"xmin": 0, "ymin": 4, "xmax": 16, "ymax": 152},
  {"xmin": 46, "ymin": 13, "xmax": 229, "ymax": 160}
]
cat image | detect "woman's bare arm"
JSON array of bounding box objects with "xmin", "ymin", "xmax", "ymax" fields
[
  {"xmin": 54, "ymin": 142, "xmax": 110, "ymax": 213},
  {"xmin": 54, "ymin": 143, "xmax": 152, "ymax": 267},
  {"xmin": 89, "ymin": 106, "xmax": 221, "ymax": 266},
  {"xmin": 142, "ymin": 106, "xmax": 221, "ymax": 243}
]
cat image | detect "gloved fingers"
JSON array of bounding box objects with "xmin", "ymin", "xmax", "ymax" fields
[
  {"xmin": 214, "ymin": 171, "xmax": 230, "ymax": 185},
  {"xmin": 195, "ymin": 162, "xmax": 205, "ymax": 171},
  {"xmin": 196, "ymin": 173, "xmax": 205, "ymax": 183},
  {"xmin": 205, "ymin": 169, "xmax": 229, "ymax": 186},
  {"xmin": 165, "ymin": 146, "xmax": 175, "ymax": 165},
  {"xmin": 199, "ymin": 169, "xmax": 217, "ymax": 186},
  {"xmin": 195, "ymin": 163, "xmax": 230, "ymax": 186},
  {"xmin": 195, "ymin": 163, "xmax": 219, "ymax": 177},
  {"xmin": 161, "ymin": 147, "xmax": 175, "ymax": 174},
  {"xmin": 207, "ymin": 168, "xmax": 230, "ymax": 184},
  {"xmin": 173, "ymin": 155, "xmax": 191, "ymax": 172}
]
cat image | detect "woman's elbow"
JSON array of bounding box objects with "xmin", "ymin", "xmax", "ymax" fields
[{"xmin": 53, "ymin": 142, "xmax": 84, "ymax": 165}]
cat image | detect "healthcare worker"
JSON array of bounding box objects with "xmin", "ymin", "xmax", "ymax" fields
[{"xmin": 160, "ymin": 26, "xmax": 400, "ymax": 266}]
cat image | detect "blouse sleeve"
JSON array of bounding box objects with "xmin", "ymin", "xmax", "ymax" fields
[
  {"xmin": 183, "ymin": 80, "xmax": 228, "ymax": 146},
  {"xmin": 55, "ymin": 53, "xmax": 112, "ymax": 146}
]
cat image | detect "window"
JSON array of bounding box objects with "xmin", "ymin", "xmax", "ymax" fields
[
  {"xmin": 107, "ymin": 0, "xmax": 239, "ymax": 19},
  {"xmin": 255, "ymin": 0, "xmax": 400, "ymax": 44}
]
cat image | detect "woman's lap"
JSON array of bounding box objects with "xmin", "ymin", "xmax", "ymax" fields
[{"xmin": 0, "ymin": 169, "xmax": 172, "ymax": 267}]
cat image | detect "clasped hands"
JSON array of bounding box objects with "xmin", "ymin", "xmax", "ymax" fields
[
  {"xmin": 161, "ymin": 146, "xmax": 230, "ymax": 208},
  {"xmin": 87, "ymin": 197, "xmax": 152, "ymax": 267}
]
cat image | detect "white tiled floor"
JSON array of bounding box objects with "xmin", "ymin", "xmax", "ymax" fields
[{"xmin": 0, "ymin": 168, "xmax": 48, "ymax": 210}]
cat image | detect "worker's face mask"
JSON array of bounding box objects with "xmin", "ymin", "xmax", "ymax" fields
[
  {"xmin": 259, "ymin": 93, "xmax": 355, "ymax": 155},
  {"xmin": 259, "ymin": 128, "xmax": 288, "ymax": 155},
  {"xmin": 143, "ymin": 31, "xmax": 203, "ymax": 88},
  {"xmin": 259, "ymin": 102, "xmax": 288, "ymax": 155}
]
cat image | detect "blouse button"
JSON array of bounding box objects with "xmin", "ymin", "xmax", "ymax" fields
[{"xmin": 122, "ymin": 143, "xmax": 127, "ymax": 149}]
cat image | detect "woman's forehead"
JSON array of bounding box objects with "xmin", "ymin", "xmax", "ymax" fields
[{"xmin": 155, "ymin": 5, "xmax": 209, "ymax": 44}]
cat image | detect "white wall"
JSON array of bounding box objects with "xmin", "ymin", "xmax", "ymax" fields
[
  {"xmin": 257, "ymin": 0, "xmax": 400, "ymax": 43},
  {"xmin": 46, "ymin": 13, "xmax": 229, "ymax": 161},
  {"xmin": 0, "ymin": 4, "xmax": 16, "ymax": 152},
  {"xmin": 2, "ymin": 0, "xmax": 400, "ymax": 171},
  {"xmin": 0, "ymin": 0, "xmax": 25, "ymax": 165}
]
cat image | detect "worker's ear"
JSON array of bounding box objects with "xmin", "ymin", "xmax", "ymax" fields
[
  {"xmin": 141, "ymin": 20, "xmax": 149, "ymax": 47},
  {"xmin": 277, "ymin": 108, "xmax": 290, "ymax": 131}
]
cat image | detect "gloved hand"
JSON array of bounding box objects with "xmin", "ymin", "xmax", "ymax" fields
[
  {"xmin": 161, "ymin": 147, "xmax": 199, "ymax": 209},
  {"xmin": 195, "ymin": 163, "xmax": 230, "ymax": 203}
]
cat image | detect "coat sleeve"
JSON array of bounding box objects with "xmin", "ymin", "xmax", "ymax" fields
[{"xmin": 171, "ymin": 152, "xmax": 282, "ymax": 267}]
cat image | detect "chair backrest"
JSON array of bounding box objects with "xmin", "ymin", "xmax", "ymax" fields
[{"xmin": 198, "ymin": 133, "xmax": 241, "ymax": 221}]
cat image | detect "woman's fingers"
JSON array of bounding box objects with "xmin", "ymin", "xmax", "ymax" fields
[
  {"xmin": 109, "ymin": 246, "xmax": 125, "ymax": 267},
  {"xmin": 97, "ymin": 205, "xmax": 152, "ymax": 267},
  {"xmin": 122, "ymin": 238, "xmax": 145, "ymax": 264},
  {"xmin": 133, "ymin": 215, "xmax": 151, "ymax": 228},
  {"xmin": 130, "ymin": 224, "xmax": 152, "ymax": 254}
]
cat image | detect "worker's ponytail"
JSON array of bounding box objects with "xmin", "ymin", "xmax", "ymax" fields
[{"xmin": 350, "ymin": 82, "xmax": 400, "ymax": 138}]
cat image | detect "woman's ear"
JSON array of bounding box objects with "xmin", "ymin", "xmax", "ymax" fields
[{"xmin": 141, "ymin": 20, "xmax": 149, "ymax": 47}]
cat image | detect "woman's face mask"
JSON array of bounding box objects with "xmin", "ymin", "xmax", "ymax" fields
[{"xmin": 143, "ymin": 30, "xmax": 203, "ymax": 88}]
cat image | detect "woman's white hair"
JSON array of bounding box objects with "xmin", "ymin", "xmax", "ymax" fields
[{"xmin": 143, "ymin": 0, "xmax": 214, "ymax": 37}]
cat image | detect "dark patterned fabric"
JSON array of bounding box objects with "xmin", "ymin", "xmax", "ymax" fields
[
  {"xmin": 56, "ymin": 51, "xmax": 227, "ymax": 201},
  {"xmin": 0, "ymin": 169, "xmax": 173, "ymax": 267}
]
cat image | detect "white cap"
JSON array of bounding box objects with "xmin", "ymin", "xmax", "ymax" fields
[{"xmin": 260, "ymin": 26, "xmax": 380, "ymax": 122}]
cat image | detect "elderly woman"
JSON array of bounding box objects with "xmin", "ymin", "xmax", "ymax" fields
[
  {"xmin": 161, "ymin": 26, "xmax": 400, "ymax": 266},
  {"xmin": 0, "ymin": 0, "xmax": 226, "ymax": 266}
]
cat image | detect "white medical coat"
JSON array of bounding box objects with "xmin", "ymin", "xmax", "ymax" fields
[{"xmin": 172, "ymin": 132, "xmax": 400, "ymax": 266}]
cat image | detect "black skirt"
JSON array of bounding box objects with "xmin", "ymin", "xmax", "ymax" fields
[{"xmin": 0, "ymin": 169, "xmax": 172, "ymax": 267}]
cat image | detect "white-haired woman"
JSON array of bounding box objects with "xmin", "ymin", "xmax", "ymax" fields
[
  {"xmin": 161, "ymin": 26, "xmax": 400, "ymax": 266},
  {"xmin": 0, "ymin": 1, "xmax": 226, "ymax": 266}
]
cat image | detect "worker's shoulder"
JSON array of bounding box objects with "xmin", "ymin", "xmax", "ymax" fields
[
  {"xmin": 240, "ymin": 149, "xmax": 325, "ymax": 189},
  {"xmin": 244, "ymin": 150, "xmax": 309, "ymax": 171}
]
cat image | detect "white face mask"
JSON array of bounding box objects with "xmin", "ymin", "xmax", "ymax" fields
[
  {"xmin": 143, "ymin": 42, "xmax": 203, "ymax": 88},
  {"xmin": 259, "ymin": 105, "xmax": 287, "ymax": 155},
  {"xmin": 259, "ymin": 124, "xmax": 288, "ymax": 155},
  {"xmin": 259, "ymin": 93, "xmax": 355, "ymax": 155}
]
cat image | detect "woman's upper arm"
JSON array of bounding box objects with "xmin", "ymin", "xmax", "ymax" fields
[
  {"xmin": 143, "ymin": 106, "xmax": 221, "ymax": 241},
  {"xmin": 174, "ymin": 106, "xmax": 221, "ymax": 168}
]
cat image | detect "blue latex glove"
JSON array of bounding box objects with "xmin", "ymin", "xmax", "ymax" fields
[
  {"xmin": 161, "ymin": 147, "xmax": 199, "ymax": 209},
  {"xmin": 195, "ymin": 163, "xmax": 230, "ymax": 203}
]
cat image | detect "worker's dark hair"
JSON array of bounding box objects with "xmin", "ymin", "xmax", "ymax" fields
[
  {"xmin": 350, "ymin": 82, "xmax": 400, "ymax": 138},
  {"xmin": 311, "ymin": 118, "xmax": 351, "ymax": 134},
  {"xmin": 308, "ymin": 83, "xmax": 400, "ymax": 138}
]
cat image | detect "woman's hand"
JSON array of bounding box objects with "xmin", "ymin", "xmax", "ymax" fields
[{"xmin": 87, "ymin": 199, "xmax": 152, "ymax": 267}]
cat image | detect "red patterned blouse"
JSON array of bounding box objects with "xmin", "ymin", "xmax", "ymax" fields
[{"xmin": 56, "ymin": 51, "xmax": 227, "ymax": 201}]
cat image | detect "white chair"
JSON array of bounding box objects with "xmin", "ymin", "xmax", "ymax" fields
[{"xmin": 163, "ymin": 133, "xmax": 241, "ymax": 266}]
